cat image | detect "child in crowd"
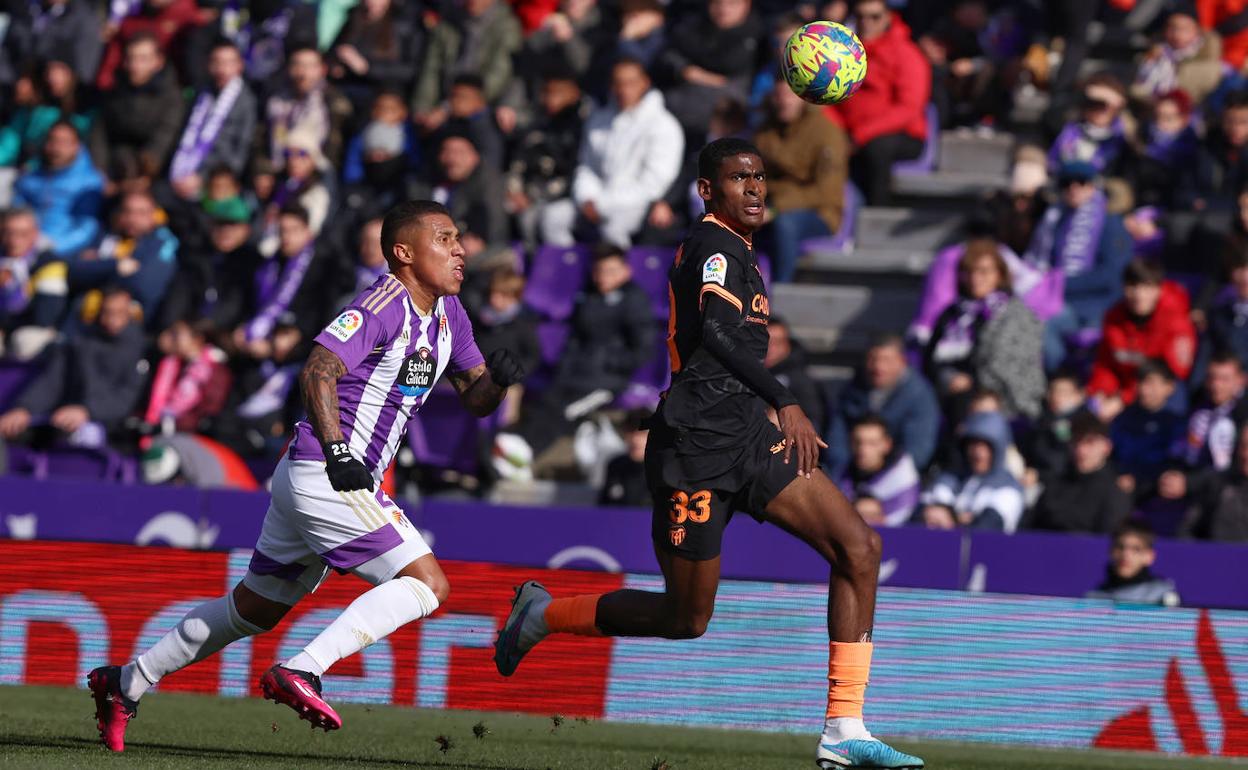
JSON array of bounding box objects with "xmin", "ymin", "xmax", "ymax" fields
[{"xmin": 1087, "ymin": 521, "xmax": 1180, "ymax": 606}]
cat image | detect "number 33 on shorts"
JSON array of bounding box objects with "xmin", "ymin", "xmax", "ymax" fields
[{"xmin": 669, "ymin": 490, "xmax": 712, "ymax": 524}]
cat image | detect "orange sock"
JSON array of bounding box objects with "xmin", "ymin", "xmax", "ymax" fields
[
  {"xmin": 543, "ymin": 594, "xmax": 604, "ymax": 637},
  {"xmin": 826, "ymin": 641, "xmax": 873, "ymax": 719}
]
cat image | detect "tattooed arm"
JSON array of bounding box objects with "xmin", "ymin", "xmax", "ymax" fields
[
  {"xmin": 448, "ymin": 364, "xmax": 508, "ymax": 418},
  {"xmin": 300, "ymin": 343, "xmax": 348, "ymax": 443}
]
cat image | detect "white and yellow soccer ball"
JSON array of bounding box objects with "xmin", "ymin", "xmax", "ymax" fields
[{"xmin": 782, "ymin": 21, "xmax": 868, "ymax": 106}]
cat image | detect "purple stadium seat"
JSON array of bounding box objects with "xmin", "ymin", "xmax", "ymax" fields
[
  {"xmin": 756, "ymin": 252, "xmax": 772, "ymax": 291},
  {"xmin": 799, "ymin": 182, "xmax": 862, "ymax": 256},
  {"xmin": 536, "ymin": 321, "xmax": 570, "ymax": 368},
  {"xmin": 891, "ymin": 103, "xmax": 940, "ymax": 177},
  {"xmin": 523, "ymin": 244, "xmax": 592, "ymax": 321},
  {"xmin": 5, "ymin": 445, "xmax": 47, "ymax": 477},
  {"xmin": 406, "ymin": 384, "xmax": 500, "ymax": 475},
  {"xmin": 42, "ymin": 447, "xmax": 116, "ymax": 480},
  {"xmin": 626, "ymin": 245, "xmax": 674, "ymax": 320},
  {"xmin": 0, "ymin": 361, "xmax": 37, "ymax": 412}
]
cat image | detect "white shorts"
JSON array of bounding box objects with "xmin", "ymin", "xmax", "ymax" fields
[{"xmin": 242, "ymin": 454, "xmax": 431, "ymax": 605}]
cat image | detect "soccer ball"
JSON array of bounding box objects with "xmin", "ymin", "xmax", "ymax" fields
[{"xmin": 782, "ymin": 21, "xmax": 868, "ymax": 105}]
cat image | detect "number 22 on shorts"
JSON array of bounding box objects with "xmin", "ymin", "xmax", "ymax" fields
[{"xmin": 669, "ymin": 490, "xmax": 711, "ymax": 524}]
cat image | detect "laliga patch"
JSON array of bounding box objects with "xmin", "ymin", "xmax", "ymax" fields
[
  {"xmin": 325, "ymin": 309, "xmax": 364, "ymax": 342},
  {"xmin": 702, "ymin": 253, "xmax": 728, "ymax": 286}
]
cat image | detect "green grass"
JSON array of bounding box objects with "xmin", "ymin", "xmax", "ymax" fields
[{"xmin": 2, "ymin": 685, "xmax": 1245, "ymax": 769}]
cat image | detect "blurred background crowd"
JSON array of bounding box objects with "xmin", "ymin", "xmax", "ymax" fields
[{"xmin": 0, "ymin": 0, "xmax": 1245, "ymax": 552}]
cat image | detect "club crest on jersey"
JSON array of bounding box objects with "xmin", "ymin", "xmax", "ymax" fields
[
  {"xmin": 396, "ymin": 347, "xmax": 435, "ymax": 397},
  {"xmin": 325, "ymin": 309, "xmax": 363, "ymax": 342},
  {"xmin": 669, "ymin": 525, "xmax": 686, "ymax": 547},
  {"xmin": 702, "ymin": 253, "xmax": 728, "ymax": 286}
]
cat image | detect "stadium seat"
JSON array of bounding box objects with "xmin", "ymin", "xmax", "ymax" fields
[
  {"xmin": 891, "ymin": 103, "xmax": 940, "ymax": 177},
  {"xmin": 626, "ymin": 245, "xmax": 675, "ymax": 320},
  {"xmin": 536, "ymin": 321, "xmax": 570, "ymax": 368},
  {"xmin": 407, "ymin": 384, "xmax": 499, "ymax": 475},
  {"xmin": 523, "ymin": 244, "xmax": 592, "ymax": 321},
  {"xmin": 0, "ymin": 361, "xmax": 37, "ymax": 413},
  {"xmin": 798, "ymin": 181, "xmax": 862, "ymax": 257}
]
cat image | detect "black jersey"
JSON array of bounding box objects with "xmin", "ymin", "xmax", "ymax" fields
[{"xmin": 659, "ymin": 213, "xmax": 773, "ymax": 457}]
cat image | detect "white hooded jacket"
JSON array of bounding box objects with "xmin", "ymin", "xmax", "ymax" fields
[{"xmin": 572, "ymin": 89, "xmax": 685, "ymax": 213}]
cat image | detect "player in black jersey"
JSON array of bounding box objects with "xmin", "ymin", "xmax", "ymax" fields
[{"xmin": 495, "ymin": 138, "xmax": 923, "ymax": 770}]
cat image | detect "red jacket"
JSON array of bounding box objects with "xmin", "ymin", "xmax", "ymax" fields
[
  {"xmin": 1088, "ymin": 281, "xmax": 1196, "ymax": 402},
  {"xmin": 824, "ymin": 14, "xmax": 930, "ymax": 148},
  {"xmin": 97, "ymin": 0, "xmax": 206, "ymax": 90}
]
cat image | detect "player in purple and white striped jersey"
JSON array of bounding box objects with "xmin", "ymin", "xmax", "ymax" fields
[{"xmin": 87, "ymin": 201, "xmax": 525, "ymax": 751}]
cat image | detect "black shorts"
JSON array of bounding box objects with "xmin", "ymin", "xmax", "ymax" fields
[{"xmin": 645, "ymin": 416, "xmax": 801, "ymax": 561}]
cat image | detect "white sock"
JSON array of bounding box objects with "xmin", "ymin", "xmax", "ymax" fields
[
  {"xmin": 823, "ymin": 717, "xmax": 873, "ymax": 742},
  {"xmin": 286, "ymin": 576, "xmax": 439, "ymax": 677},
  {"xmin": 123, "ymin": 592, "xmax": 263, "ymax": 702}
]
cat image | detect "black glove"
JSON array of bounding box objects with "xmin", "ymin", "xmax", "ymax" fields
[
  {"xmin": 323, "ymin": 440, "xmax": 374, "ymax": 492},
  {"xmin": 487, "ymin": 348, "xmax": 526, "ymax": 388}
]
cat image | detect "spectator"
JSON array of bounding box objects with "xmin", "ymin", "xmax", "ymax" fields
[
  {"xmin": 837, "ymin": 415, "xmax": 921, "ymax": 527},
  {"xmin": 1206, "ymin": 248, "xmax": 1248, "ymax": 366},
  {"xmin": 920, "ymin": 410, "xmax": 1024, "ymax": 532},
  {"xmin": 157, "ymin": 195, "xmax": 258, "ymax": 334},
  {"xmin": 615, "ymin": 0, "xmax": 667, "ymax": 71},
  {"xmin": 1134, "ymin": 9, "xmax": 1223, "ymax": 106},
  {"xmin": 13, "ymin": 121, "xmax": 104, "ymax": 258},
  {"xmin": 965, "ymin": 387, "xmax": 1028, "ymax": 483},
  {"xmin": 1197, "ymin": 0, "xmax": 1248, "ymax": 72},
  {"xmin": 1184, "ymin": 422, "xmax": 1248, "ymax": 540},
  {"xmin": 1181, "ymin": 350, "xmax": 1248, "ymax": 472},
  {"xmin": 1112, "ymin": 360, "xmax": 1185, "ymax": 496},
  {"xmin": 0, "ymin": 209, "xmax": 54, "ymax": 335},
  {"xmin": 260, "ymin": 46, "xmax": 353, "ymax": 173},
  {"xmin": 139, "ymin": 318, "xmax": 231, "ymax": 437},
  {"xmin": 499, "ymin": 246, "xmax": 655, "ymax": 468},
  {"xmin": 1028, "ymin": 160, "xmax": 1134, "ymax": 372},
  {"xmin": 923, "ymin": 239, "xmax": 1045, "ymax": 419},
  {"xmin": 413, "ymin": 131, "xmax": 507, "ymax": 261},
  {"xmin": 658, "ymin": 0, "xmax": 762, "ymax": 142},
  {"xmin": 521, "ymin": 0, "xmax": 607, "ymax": 96},
  {"xmin": 97, "ymin": 0, "xmax": 204, "ymax": 90},
  {"xmin": 1023, "ymin": 369, "xmax": 1093, "ymax": 479},
  {"xmin": 328, "ymin": 0, "xmax": 422, "ymax": 112},
  {"xmin": 472, "ymin": 267, "xmax": 541, "ymax": 384},
  {"xmin": 977, "ymin": 144, "xmax": 1050, "ymax": 257},
  {"xmin": 443, "ymin": 74, "xmax": 506, "ymax": 172},
  {"xmin": 19, "ymin": 1, "xmax": 103, "ymax": 85},
  {"xmin": 765, "ymin": 316, "xmax": 825, "ymax": 432},
  {"xmin": 599, "ymin": 409, "xmax": 652, "ymax": 507},
  {"xmin": 341, "ymin": 90, "xmax": 418, "ymax": 190},
  {"xmin": 0, "ymin": 286, "xmax": 147, "ymax": 446},
  {"xmin": 918, "ymin": 0, "xmax": 997, "ymax": 129},
  {"xmin": 346, "ymin": 218, "xmax": 388, "ymax": 298},
  {"xmin": 826, "ymin": 333, "xmax": 940, "ymax": 476},
  {"xmin": 1177, "ymin": 90, "xmax": 1248, "ymax": 212},
  {"xmin": 412, "ymin": 0, "xmax": 523, "ymax": 130},
  {"xmin": 1029, "ymin": 413, "xmax": 1132, "ymax": 534},
  {"xmin": 753, "ymin": 79, "xmax": 849, "ymax": 283},
  {"xmin": 168, "ymin": 41, "xmax": 257, "ymax": 197},
  {"xmin": 0, "ymin": 59, "xmax": 95, "ymax": 169},
  {"xmin": 507, "ymin": 67, "xmax": 589, "ymax": 249},
  {"xmin": 826, "ymin": 0, "xmax": 931, "ymax": 206},
  {"xmin": 1047, "ymin": 73, "xmax": 1130, "ymax": 177},
  {"xmin": 258, "ymin": 128, "xmax": 333, "ymax": 254},
  {"xmin": 1128, "ymin": 90, "xmax": 1199, "ymax": 210},
  {"xmin": 544, "ymin": 57, "xmax": 684, "ymax": 248},
  {"xmin": 51, "ymin": 190, "xmax": 178, "ymax": 327},
  {"xmin": 89, "ymin": 32, "xmax": 186, "ymax": 186},
  {"xmin": 1087, "ymin": 260, "xmax": 1196, "ymax": 417},
  {"xmin": 1087, "ymin": 521, "xmax": 1180, "ymax": 606}
]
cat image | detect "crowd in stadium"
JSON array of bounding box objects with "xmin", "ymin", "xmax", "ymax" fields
[{"xmin": 0, "ymin": 0, "xmax": 1245, "ymax": 545}]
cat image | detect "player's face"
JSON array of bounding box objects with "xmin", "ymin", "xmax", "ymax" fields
[
  {"xmin": 401, "ymin": 213, "xmax": 467, "ymax": 297},
  {"xmin": 704, "ymin": 153, "xmax": 767, "ymax": 233}
]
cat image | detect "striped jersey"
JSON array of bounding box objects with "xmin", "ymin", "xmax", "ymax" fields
[{"xmin": 289, "ymin": 273, "xmax": 484, "ymax": 476}]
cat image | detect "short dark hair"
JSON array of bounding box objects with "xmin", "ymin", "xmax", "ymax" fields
[
  {"xmin": 851, "ymin": 413, "xmax": 892, "ymax": 438},
  {"xmin": 1113, "ymin": 519, "xmax": 1156, "ymax": 549},
  {"xmin": 1070, "ymin": 411, "xmax": 1109, "ymax": 442},
  {"xmin": 287, "ymin": 44, "xmax": 322, "ymax": 62},
  {"xmin": 124, "ymin": 30, "xmax": 161, "ymax": 52},
  {"xmin": 1137, "ymin": 358, "xmax": 1176, "ymax": 383},
  {"xmin": 380, "ymin": 200, "xmax": 451, "ymax": 258},
  {"xmin": 697, "ymin": 137, "xmax": 762, "ymax": 181},
  {"xmin": 451, "ymin": 73, "xmax": 485, "ymax": 92},
  {"xmin": 612, "ymin": 56, "xmax": 649, "ymax": 77},
  {"xmin": 1225, "ymin": 89, "xmax": 1248, "ymax": 113},
  {"xmin": 209, "ymin": 38, "xmax": 242, "ymax": 56},
  {"xmin": 1123, "ymin": 258, "xmax": 1164, "ymax": 287},
  {"xmin": 47, "ymin": 118, "xmax": 81, "ymax": 142},
  {"xmin": 593, "ymin": 243, "xmax": 626, "ymax": 264},
  {"xmin": 1209, "ymin": 349, "xmax": 1244, "ymax": 371},
  {"xmin": 868, "ymin": 332, "xmax": 906, "ymax": 355},
  {"xmin": 277, "ymin": 203, "xmax": 310, "ymax": 226},
  {"xmin": 1049, "ymin": 367, "xmax": 1083, "ymax": 388}
]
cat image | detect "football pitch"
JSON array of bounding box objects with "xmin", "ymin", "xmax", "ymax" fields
[{"xmin": 3, "ymin": 685, "xmax": 1246, "ymax": 770}]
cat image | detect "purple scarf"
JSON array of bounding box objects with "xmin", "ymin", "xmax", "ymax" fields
[
  {"xmin": 1025, "ymin": 189, "xmax": 1108, "ymax": 278},
  {"xmin": 169, "ymin": 77, "xmax": 244, "ymax": 181},
  {"xmin": 246, "ymin": 243, "xmax": 314, "ymax": 341},
  {"xmin": 930, "ymin": 290, "xmax": 1010, "ymax": 364},
  {"xmin": 1048, "ymin": 118, "xmax": 1126, "ymax": 174},
  {"xmin": 1145, "ymin": 123, "xmax": 1199, "ymax": 169}
]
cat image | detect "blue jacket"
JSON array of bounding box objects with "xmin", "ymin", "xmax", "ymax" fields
[
  {"xmin": 1065, "ymin": 213, "xmax": 1133, "ymax": 327},
  {"xmin": 13, "ymin": 150, "xmax": 104, "ymax": 258},
  {"xmin": 826, "ymin": 368, "xmax": 941, "ymax": 476},
  {"xmin": 68, "ymin": 228, "xmax": 179, "ymax": 326},
  {"xmin": 922, "ymin": 411, "xmax": 1025, "ymax": 532},
  {"xmin": 1110, "ymin": 403, "xmax": 1185, "ymax": 480}
]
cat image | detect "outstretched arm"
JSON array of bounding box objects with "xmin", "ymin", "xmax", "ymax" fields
[{"xmin": 300, "ymin": 343, "xmax": 347, "ymax": 443}]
